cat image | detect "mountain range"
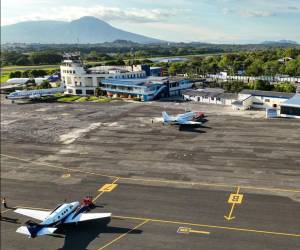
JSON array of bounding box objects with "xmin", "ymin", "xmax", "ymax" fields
[
  {"xmin": 261, "ymin": 40, "xmax": 298, "ymax": 45},
  {"xmin": 1, "ymin": 16, "xmax": 162, "ymax": 44}
]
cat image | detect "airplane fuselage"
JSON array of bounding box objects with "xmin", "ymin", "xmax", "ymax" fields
[{"xmin": 41, "ymin": 202, "xmax": 79, "ymax": 226}]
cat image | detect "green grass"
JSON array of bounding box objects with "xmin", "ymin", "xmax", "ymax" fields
[
  {"xmin": 2, "ymin": 65, "xmax": 59, "ymax": 72},
  {"xmin": 55, "ymin": 95, "xmax": 112, "ymax": 103},
  {"xmin": 0, "ymin": 72, "xmax": 10, "ymax": 83},
  {"xmin": 57, "ymin": 95, "xmax": 81, "ymax": 102}
]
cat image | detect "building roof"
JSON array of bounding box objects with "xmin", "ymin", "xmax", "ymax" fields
[
  {"xmin": 232, "ymin": 100, "xmax": 243, "ymax": 106},
  {"xmin": 281, "ymin": 94, "xmax": 300, "ymax": 108},
  {"xmin": 218, "ymin": 93, "xmax": 238, "ymax": 100},
  {"xmin": 102, "ymin": 77, "xmax": 167, "ymax": 88},
  {"xmin": 240, "ymin": 89, "xmax": 295, "ymax": 99}
]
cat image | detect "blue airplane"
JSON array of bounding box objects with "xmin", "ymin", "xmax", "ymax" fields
[
  {"xmin": 14, "ymin": 198, "xmax": 111, "ymax": 238},
  {"xmin": 6, "ymin": 85, "xmax": 65, "ymax": 101},
  {"xmin": 162, "ymin": 111, "xmax": 203, "ymax": 125}
]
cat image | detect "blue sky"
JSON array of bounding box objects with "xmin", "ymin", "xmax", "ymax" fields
[{"xmin": 2, "ymin": 0, "xmax": 300, "ymax": 43}]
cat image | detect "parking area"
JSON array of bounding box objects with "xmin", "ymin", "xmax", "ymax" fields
[{"xmin": 1, "ymin": 97, "xmax": 300, "ymax": 249}]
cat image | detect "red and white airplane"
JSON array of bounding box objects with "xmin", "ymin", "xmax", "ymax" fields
[{"xmin": 14, "ymin": 197, "xmax": 111, "ymax": 238}]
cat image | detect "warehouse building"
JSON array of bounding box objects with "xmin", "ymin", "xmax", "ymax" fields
[
  {"xmin": 280, "ymin": 94, "xmax": 300, "ymax": 118},
  {"xmin": 234, "ymin": 89, "xmax": 295, "ymax": 110},
  {"xmin": 182, "ymin": 88, "xmax": 238, "ymax": 105}
]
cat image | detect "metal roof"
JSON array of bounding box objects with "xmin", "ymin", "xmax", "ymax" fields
[
  {"xmin": 281, "ymin": 94, "xmax": 300, "ymax": 108},
  {"xmin": 240, "ymin": 89, "xmax": 295, "ymax": 99},
  {"xmin": 218, "ymin": 93, "xmax": 238, "ymax": 100}
]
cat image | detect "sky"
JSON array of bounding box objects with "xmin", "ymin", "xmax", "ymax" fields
[{"xmin": 2, "ymin": 0, "xmax": 300, "ymax": 44}]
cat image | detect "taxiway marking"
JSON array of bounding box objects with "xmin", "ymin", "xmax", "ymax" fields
[
  {"xmin": 93, "ymin": 178, "xmax": 120, "ymax": 203},
  {"xmin": 177, "ymin": 226, "xmax": 210, "ymax": 235},
  {"xmin": 3, "ymin": 205, "xmax": 299, "ymax": 238},
  {"xmin": 224, "ymin": 186, "xmax": 243, "ymax": 221},
  {"xmin": 98, "ymin": 219, "xmax": 150, "ymax": 250},
  {"xmin": 2, "ymin": 153, "xmax": 300, "ymax": 194},
  {"xmin": 61, "ymin": 173, "xmax": 71, "ymax": 178},
  {"xmin": 113, "ymin": 215, "xmax": 300, "ymax": 238}
]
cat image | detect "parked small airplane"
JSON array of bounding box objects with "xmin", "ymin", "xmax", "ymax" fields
[
  {"xmin": 162, "ymin": 111, "xmax": 204, "ymax": 125},
  {"xmin": 6, "ymin": 85, "xmax": 65, "ymax": 101},
  {"xmin": 14, "ymin": 197, "xmax": 111, "ymax": 238}
]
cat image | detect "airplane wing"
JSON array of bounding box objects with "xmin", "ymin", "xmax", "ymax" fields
[
  {"xmin": 64, "ymin": 213, "xmax": 111, "ymax": 224},
  {"xmin": 14, "ymin": 208, "xmax": 51, "ymax": 221}
]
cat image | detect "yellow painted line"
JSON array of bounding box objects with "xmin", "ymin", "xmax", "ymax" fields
[
  {"xmin": 98, "ymin": 219, "xmax": 150, "ymax": 250},
  {"xmin": 2, "ymin": 153, "xmax": 300, "ymax": 194},
  {"xmin": 112, "ymin": 215, "xmax": 300, "ymax": 238},
  {"xmin": 1, "ymin": 154, "xmax": 118, "ymax": 179},
  {"xmin": 2, "ymin": 203, "xmax": 300, "ymax": 238},
  {"xmin": 177, "ymin": 226, "xmax": 210, "ymax": 235},
  {"xmin": 190, "ymin": 229, "xmax": 210, "ymax": 235}
]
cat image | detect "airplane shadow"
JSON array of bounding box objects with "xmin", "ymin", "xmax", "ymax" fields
[
  {"xmin": 55, "ymin": 219, "xmax": 142, "ymax": 250},
  {"xmin": 178, "ymin": 124, "xmax": 208, "ymax": 133}
]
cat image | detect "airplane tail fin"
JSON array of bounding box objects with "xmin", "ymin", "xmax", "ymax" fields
[
  {"xmin": 16, "ymin": 225, "xmax": 57, "ymax": 238},
  {"xmin": 162, "ymin": 111, "xmax": 170, "ymax": 122}
]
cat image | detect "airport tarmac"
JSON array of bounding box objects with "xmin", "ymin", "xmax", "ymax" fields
[{"xmin": 1, "ymin": 98, "xmax": 300, "ymax": 249}]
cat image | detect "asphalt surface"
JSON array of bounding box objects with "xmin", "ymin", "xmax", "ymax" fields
[{"xmin": 1, "ymin": 97, "xmax": 300, "ymax": 250}]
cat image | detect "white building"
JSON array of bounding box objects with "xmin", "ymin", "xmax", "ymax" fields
[
  {"xmin": 182, "ymin": 88, "xmax": 238, "ymax": 105},
  {"xmin": 60, "ymin": 56, "xmax": 146, "ymax": 96},
  {"xmin": 235, "ymin": 89, "xmax": 295, "ymax": 110},
  {"xmin": 280, "ymin": 94, "xmax": 300, "ymax": 118}
]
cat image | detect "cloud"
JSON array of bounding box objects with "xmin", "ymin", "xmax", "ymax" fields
[
  {"xmin": 238, "ymin": 10, "xmax": 275, "ymax": 17},
  {"xmin": 3, "ymin": 4, "xmax": 179, "ymax": 25}
]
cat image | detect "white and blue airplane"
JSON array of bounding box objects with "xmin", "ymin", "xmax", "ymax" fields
[
  {"xmin": 6, "ymin": 85, "xmax": 65, "ymax": 101},
  {"xmin": 14, "ymin": 200, "xmax": 111, "ymax": 238},
  {"xmin": 162, "ymin": 111, "xmax": 203, "ymax": 125}
]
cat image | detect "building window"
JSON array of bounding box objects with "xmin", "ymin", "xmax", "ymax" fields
[
  {"xmin": 68, "ymin": 89, "xmax": 73, "ymax": 94},
  {"xmin": 273, "ymin": 104, "xmax": 277, "ymax": 108},
  {"xmin": 76, "ymin": 89, "xmax": 83, "ymax": 95},
  {"xmin": 265, "ymin": 99, "xmax": 270, "ymax": 102},
  {"xmin": 253, "ymin": 102, "xmax": 263, "ymax": 105},
  {"xmin": 86, "ymin": 90, "xmax": 94, "ymax": 95}
]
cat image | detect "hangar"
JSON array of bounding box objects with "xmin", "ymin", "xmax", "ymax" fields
[{"xmin": 280, "ymin": 94, "xmax": 300, "ymax": 118}]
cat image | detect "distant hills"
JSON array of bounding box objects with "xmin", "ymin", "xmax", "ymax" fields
[
  {"xmin": 1, "ymin": 16, "xmax": 162, "ymax": 44},
  {"xmin": 261, "ymin": 40, "xmax": 299, "ymax": 45}
]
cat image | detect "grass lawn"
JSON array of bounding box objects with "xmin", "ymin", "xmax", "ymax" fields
[
  {"xmin": 1, "ymin": 72, "xmax": 10, "ymax": 83},
  {"xmin": 2, "ymin": 65, "xmax": 60, "ymax": 72},
  {"xmin": 55, "ymin": 95, "xmax": 112, "ymax": 103}
]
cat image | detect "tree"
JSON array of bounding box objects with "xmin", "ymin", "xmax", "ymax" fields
[
  {"xmin": 94, "ymin": 87, "xmax": 105, "ymax": 97},
  {"xmin": 15, "ymin": 55, "xmax": 30, "ymax": 65},
  {"xmin": 274, "ymin": 82, "xmax": 296, "ymax": 93},
  {"xmin": 224, "ymin": 81, "xmax": 245, "ymax": 93},
  {"xmin": 37, "ymin": 80, "xmax": 52, "ymax": 89},
  {"xmin": 246, "ymin": 60, "xmax": 264, "ymax": 76},
  {"xmin": 9, "ymin": 71, "xmax": 22, "ymax": 78},
  {"xmin": 248, "ymin": 80, "xmax": 272, "ymax": 91}
]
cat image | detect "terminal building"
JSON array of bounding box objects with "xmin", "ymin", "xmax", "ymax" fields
[{"xmin": 60, "ymin": 53, "xmax": 191, "ymax": 101}]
